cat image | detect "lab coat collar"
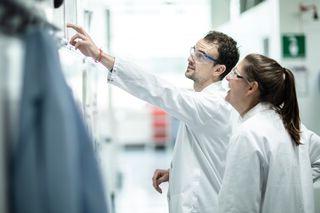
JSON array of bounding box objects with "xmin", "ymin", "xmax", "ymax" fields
[
  {"xmin": 201, "ymin": 81, "xmax": 222, "ymax": 93},
  {"xmin": 240, "ymin": 102, "xmax": 273, "ymax": 123}
]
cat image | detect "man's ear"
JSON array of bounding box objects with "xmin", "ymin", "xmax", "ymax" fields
[{"xmin": 213, "ymin": 64, "xmax": 226, "ymax": 77}]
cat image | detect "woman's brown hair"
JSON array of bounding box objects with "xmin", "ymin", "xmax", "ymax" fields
[{"xmin": 243, "ymin": 54, "xmax": 301, "ymax": 145}]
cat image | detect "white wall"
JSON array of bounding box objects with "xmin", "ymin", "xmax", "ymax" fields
[
  {"xmin": 217, "ymin": 0, "xmax": 280, "ymax": 59},
  {"xmin": 301, "ymin": 26, "xmax": 320, "ymax": 134}
]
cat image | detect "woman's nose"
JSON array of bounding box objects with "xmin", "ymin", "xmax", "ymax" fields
[{"xmin": 226, "ymin": 75, "xmax": 230, "ymax": 81}]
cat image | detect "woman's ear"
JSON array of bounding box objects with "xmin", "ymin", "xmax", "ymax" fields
[{"xmin": 248, "ymin": 81, "xmax": 259, "ymax": 95}]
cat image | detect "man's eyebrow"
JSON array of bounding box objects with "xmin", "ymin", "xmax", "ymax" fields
[{"xmin": 198, "ymin": 49, "xmax": 206, "ymax": 54}]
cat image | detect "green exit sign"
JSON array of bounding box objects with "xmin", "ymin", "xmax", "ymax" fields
[{"xmin": 282, "ymin": 34, "xmax": 306, "ymax": 58}]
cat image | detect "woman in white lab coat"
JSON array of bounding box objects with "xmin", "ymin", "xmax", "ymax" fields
[{"xmin": 219, "ymin": 53, "xmax": 320, "ymax": 213}]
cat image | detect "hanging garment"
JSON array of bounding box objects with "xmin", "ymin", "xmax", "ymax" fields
[
  {"xmin": 11, "ymin": 28, "xmax": 109, "ymax": 213},
  {"xmin": 218, "ymin": 103, "xmax": 320, "ymax": 213},
  {"xmin": 0, "ymin": 34, "xmax": 25, "ymax": 213},
  {"xmin": 108, "ymin": 58, "xmax": 236, "ymax": 213}
]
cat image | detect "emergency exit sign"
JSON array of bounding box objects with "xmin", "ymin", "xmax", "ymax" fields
[{"xmin": 282, "ymin": 34, "xmax": 306, "ymax": 58}]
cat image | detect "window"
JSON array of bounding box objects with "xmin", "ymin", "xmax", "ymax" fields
[{"xmin": 240, "ymin": 0, "xmax": 265, "ymax": 13}]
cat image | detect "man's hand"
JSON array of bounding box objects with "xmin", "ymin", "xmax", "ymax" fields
[
  {"xmin": 66, "ymin": 23, "xmax": 99, "ymax": 59},
  {"xmin": 152, "ymin": 169, "xmax": 169, "ymax": 194}
]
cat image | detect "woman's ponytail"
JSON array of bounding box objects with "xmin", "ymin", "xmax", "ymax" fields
[{"xmin": 280, "ymin": 68, "xmax": 301, "ymax": 145}]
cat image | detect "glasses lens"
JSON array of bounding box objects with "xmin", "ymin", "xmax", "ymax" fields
[
  {"xmin": 190, "ymin": 47, "xmax": 212, "ymax": 63},
  {"xmin": 196, "ymin": 52, "xmax": 205, "ymax": 61},
  {"xmin": 190, "ymin": 47, "xmax": 194, "ymax": 55},
  {"xmin": 229, "ymin": 69, "xmax": 237, "ymax": 79}
]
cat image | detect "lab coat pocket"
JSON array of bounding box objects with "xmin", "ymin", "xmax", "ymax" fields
[
  {"xmin": 170, "ymin": 189, "xmax": 199, "ymax": 213},
  {"xmin": 169, "ymin": 171, "xmax": 201, "ymax": 213}
]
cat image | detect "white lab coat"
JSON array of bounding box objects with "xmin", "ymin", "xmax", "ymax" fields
[
  {"xmin": 109, "ymin": 58, "xmax": 235, "ymax": 213},
  {"xmin": 218, "ymin": 103, "xmax": 320, "ymax": 213},
  {"xmin": 302, "ymin": 124, "xmax": 320, "ymax": 184}
]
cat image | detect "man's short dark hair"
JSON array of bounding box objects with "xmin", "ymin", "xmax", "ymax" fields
[{"xmin": 204, "ymin": 31, "xmax": 239, "ymax": 80}]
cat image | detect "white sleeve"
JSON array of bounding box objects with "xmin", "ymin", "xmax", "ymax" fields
[
  {"xmin": 108, "ymin": 58, "xmax": 229, "ymax": 128},
  {"xmin": 218, "ymin": 132, "xmax": 266, "ymax": 213},
  {"xmin": 308, "ymin": 130, "xmax": 320, "ymax": 182}
]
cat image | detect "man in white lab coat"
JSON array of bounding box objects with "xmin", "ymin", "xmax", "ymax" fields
[{"xmin": 67, "ymin": 23, "xmax": 239, "ymax": 213}]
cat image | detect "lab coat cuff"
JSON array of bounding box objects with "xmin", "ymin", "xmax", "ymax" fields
[{"xmin": 107, "ymin": 57, "xmax": 120, "ymax": 82}]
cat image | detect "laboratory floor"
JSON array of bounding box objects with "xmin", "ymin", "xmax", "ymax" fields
[{"xmin": 115, "ymin": 147, "xmax": 172, "ymax": 213}]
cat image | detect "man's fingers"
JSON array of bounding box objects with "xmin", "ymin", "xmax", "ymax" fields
[
  {"xmin": 152, "ymin": 170, "xmax": 165, "ymax": 193},
  {"xmin": 154, "ymin": 178, "xmax": 162, "ymax": 194},
  {"xmin": 152, "ymin": 178, "xmax": 157, "ymax": 190},
  {"xmin": 67, "ymin": 23, "xmax": 86, "ymax": 34},
  {"xmin": 70, "ymin": 33, "xmax": 87, "ymax": 45},
  {"xmin": 67, "ymin": 23, "xmax": 90, "ymax": 37},
  {"xmin": 66, "ymin": 23, "xmax": 81, "ymax": 32},
  {"xmin": 153, "ymin": 181, "xmax": 162, "ymax": 193},
  {"xmin": 154, "ymin": 175, "xmax": 168, "ymax": 193},
  {"xmin": 152, "ymin": 169, "xmax": 169, "ymax": 194},
  {"xmin": 152, "ymin": 172, "xmax": 160, "ymax": 189},
  {"xmin": 155, "ymin": 185, "xmax": 162, "ymax": 194},
  {"xmin": 152, "ymin": 170, "xmax": 161, "ymax": 181},
  {"xmin": 158, "ymin": 175, "xmax": 168, "ymax": 184},
  {"xmin": 74, "ymin": 40, "xmax": 86, "ymax": 50}
]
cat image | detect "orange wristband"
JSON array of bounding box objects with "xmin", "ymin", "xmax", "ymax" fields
[{"xmin": 95, "ymin": 48, "xmax": 103, "ymax": 63}]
